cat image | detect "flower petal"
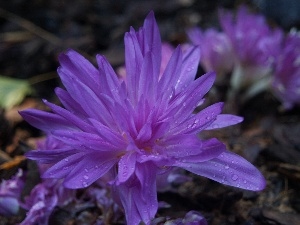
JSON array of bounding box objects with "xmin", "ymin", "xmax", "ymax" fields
[
  {"xmin": 117, "ymin": 152, "xmax": 137, "ymax": 183},
  {"xmin": 63, "ymin": 152, "xmax": 118, "ymax": 189},
  {"xmin": 205, "ymin": 114, "xmax": 243, "ymax": 130},
  {"xmin": 19, "ymin": 109, "xmax": 75, "ymax": 132},
  {"xmin": 175, "ymin": 150, "xmax": 266, "ymax": 191}
]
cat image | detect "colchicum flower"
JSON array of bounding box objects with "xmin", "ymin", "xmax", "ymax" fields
[
  {"xmin": 20, "ymin": 12, "xmax": 265, "ymax": 225},
  {"xmin": 0, "ymin": 169, "xmax": 24, "ymax": 216},
  {"xmin": 272, "ymin": 30, "xmax": 300, "ymax": 109},
  {"xmin": 187, "ymin": 27, "xmax": 234, "ymax": 76},
  {"xmin": 20, "ymin": 136, "xmax": 75, "ymax": 225},
  {"xmin": 219, "ymin": 6, "xmax": 283, "ymax": 94}
]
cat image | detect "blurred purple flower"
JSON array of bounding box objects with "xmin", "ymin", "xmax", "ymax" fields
[
  {"xmin": 85, "ymin": 185, "xmax": 123, "ymax": 225},
  {"xmin": 219, "ymin": 6, "xmax": 283, "ymax": 68},
  {"xmin": 272, "ymin": 30, "xmax": 300, "ymax": 109},
  {"xmin": 0, "ymin": 169, "xmax": 24, "ymax": 216},
  {"xmin": 219, "ymin": 5, "xmax": 284, "ymax": 97},
  {"xmin": 156, "ymin": 168, "xmax": 192, "ymax": 192},
  {"xmin": 187, "ymin": 27, "xmax": 234, "ymax": 76},
  {"xmin": 20, "ymin": 12, "xmax": 265, "ymax": 225},
  {"xmin": 152, "ymin": 210, "xmax": 207, "ymax": 225},
  {"xmin": 20, "ymin": 136, "xmax": 75, "ymax": 225}
]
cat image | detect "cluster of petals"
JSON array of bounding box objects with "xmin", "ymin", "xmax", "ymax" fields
[
  {"xmin": 272, "ymin": 30, "xmax": 300, "ymax": 109},
  {"xmin": 219, "ymin": 6, "xmax": 283, "ymax": 68},
  {"xmin": 187, "ymin": 27, "xmax": 234, "ymax": 76},
  {"xmin": 0, "ymin": 169, "xmax": 24, "ymax": 216},
  {"xmin": 19, "ymin": 136, "xmax": 75, "ymax": 225},
  {"xmin": 20, "ymin": 12, "xmax": 265, "ymax": 225}
]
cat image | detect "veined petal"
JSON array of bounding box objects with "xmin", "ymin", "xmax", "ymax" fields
[
  {"xmin": 43, "ymin": 100, "xmax": 95, "ymax": 132},
  {"xmin": 141, "ymin": 11, "xmax": 162, "ymax": 69},
  {"xmin": 135, "ymin": 162, "xmax": 158, "ymax": 223},
  {"xmin": 89, "ymin": 118, "xmax": 126, "ymax": 148},
  {"xmin": 96, "ymin": 55, "xmax": 122, "ymax": 101},
  {"xmin": 205, "ymin": 114, "xmax": 243, "ymax": 130},
  {"xmin": 25, "ymin": 148, "xmax": 77, "ymax": 164},
  {"xmin": 167, "ymin": 72, "xmax": 216, "ymax": 123},
  {"xmin": 177, "ymin": 138, "xmax": 226, "ymax": 162},
  {"xmin": 117, "ymin": 152, "xmax": 137, "ymax": 183},
  {"xmin": 55, "ymin": 87, "xmax": 88, "ymax": 116},
  {"xmin": 124, "ymin": 31, "xmax": 143, "ymax": 101},
  {"xmin": 51, "ymin": 130, "xmax": 120, "ymax": 151},
  {"xmin": 63, "ymin": 152, "xmax": 118, "ymax": 189},
  {"xmin": 42, "ymin": 152, "xmax": 86, "ymax": 179},
  {"xmin": 171, "ymin": 102, "xmax": 223, "ymax": 134},
  {"xmin": 159, "ymin": 46, "xmax": 183, "ymax": 97},
  {"xmin": 176, "ymin": 46, "xmax": 201, "ymax": 91},
  {"xmin": 58, "ymin": 50, "xmax": 100, "ymax": 90},
  {"xmin": 175, "ymin": 150, "xmax": 266, "ymax": 191},
  {"xmin": 138, "ymin": 52, "xmax": 158, "ymax": 102},
  {"xmin": 19, "ymin": 109, "xmax": 76, "ymax": 132}
]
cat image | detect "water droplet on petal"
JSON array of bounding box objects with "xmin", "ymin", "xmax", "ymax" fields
[
  {"xmin": 225, "ymin": 165, "xmax": 229, "ymax": 169},
  {"xmin": 83, "ymin": 175, "xmax": 89, "ymax": 180},
  {"xmin": 82, "ymin": 182, "xmax": 88, "ymax": 187},
  {"xmin": 231, "ymin": 174, "xmax": 238, "ymax": 181},
  {"xmin": 64, "ymin": 158, "xmax": 69, "ymax": 162},
  {"xmin": 84, "ymin": 168, "xmax": 89, "ymax": 172}
]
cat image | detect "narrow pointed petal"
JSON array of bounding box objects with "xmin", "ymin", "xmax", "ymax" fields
[
  {"xmin": 25, "ymin": 148, "xmax": 76, "ymax": 164},
  {"xmin": 172, "ymin": 102, "xmax": 223, "ymax": 134},
  {"xmin": 55, "ymin": 87, "xmax": 88, "ymax": 116},
  {"xmin": 205, "ymin": 114, "xmax": 243, "ymax": 130},
  {"xmin": 178, "ymin": 138, "xmax": 226, "ymax": 162},
  {"xmin": 43, "ymin": 100, "xmax": 95, "ymax": 132},
  {"xmin": 58, "ymin": 50, "xmax": 100, "ymax": 90},
  {"xmin": 135, "ymin": 162, "xmax": 158, "ymax": 223},
  {"xmin": 175, "ymin": 150, "xmax": 266, "ymax": 191},
  {"xmin": 19, "ymin": 109, "xmax": 75, "ymax": 132},
  {"xmin": 117, "ymin": 152, "xmax": 137, "ymax": 183},
  {"xmin": 176, "ymin": 46, "xmax": 201, "ymax": 91},
  {"xmin": 159, "ymin": 46, "xmax": 183, "ymax": 100},
  {"xmin": 63, "ymin": 152, "xmax": 118, "ymax": 189}
]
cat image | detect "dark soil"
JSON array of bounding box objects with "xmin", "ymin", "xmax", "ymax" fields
[{"xmin": 1, "ymin": 1, "xmax": 300, "ymax": 225}]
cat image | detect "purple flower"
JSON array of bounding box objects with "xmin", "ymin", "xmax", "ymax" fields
[
  {"xmin": 219, "ymin": 6, "xmax": 283, "ymax": 68},
  {"xmin": 0, "ymin": 169, "xmax": 24, "ymax": 216},
  {"xmin": 20, "ymin": 136, "xmax": 75, "ymax": 225},
  {"xmin": 272, "ymin": 30, "xmax": 300, "ymax": 109},
  {"xmin": 152, "ymin": 210, "xmax": 207, "ymax": 225},
  {"xmin": 219, "ymin": 6, "xmax": 283, "ymax": 95},
  {"xmin": 187, "ymin": 27, "xmax": 234, "ymax": 76},
  {"xmin": 20, "ymin": 12, "xmax": 265, "ymax": 225}
]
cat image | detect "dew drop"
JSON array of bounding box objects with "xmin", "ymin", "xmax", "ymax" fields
[
  {"xmin": 64, "ymin": 158, "xmax": 69, "ymax": 162},
  {"xmin": 95, "ymin": 165, "xmax": 99, "ymax": 169},
  {"xmin": 84, "ymin": 168, "xmax": 89, "ymax": 172},
  {"xmin": 63, "ymin": 166, "xmax": 69, "ymax": 170},
  {"xmin": 83, "ymin": 175, "xmax": 89, "ymax": 180},
  {"xmin": 243, "ymin": 180, "xmax": 247, "ymax": 184},
  {"xmin": 82, "ymin": 182, "xmax": 88, "ymax": 187},
  {"xmin": 224, "ymin": 165, "xmax": 229, "ymax": 169},
  {"xmin": 231, "ymin": 174, "xmax": 238, "ymax": 181}
]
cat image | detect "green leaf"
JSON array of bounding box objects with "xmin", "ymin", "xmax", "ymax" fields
[{"xmin": 0, "ymin": 75, "xmax": 33, "ymax": 109}]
